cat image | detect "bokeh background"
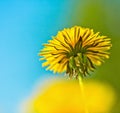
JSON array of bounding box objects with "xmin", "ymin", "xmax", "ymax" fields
[{"xmin": 0, "ymin": 0, "xmax": 120, "ymax": 113}]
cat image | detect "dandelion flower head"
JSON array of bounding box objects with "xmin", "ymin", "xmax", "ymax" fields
[
  {"xmin": 21, "ymin": 80, "xmax": 116, "ymax": 113},
  {"xmin": 39, "ymin": 26, "xmax": 112, "ymax": 78}
]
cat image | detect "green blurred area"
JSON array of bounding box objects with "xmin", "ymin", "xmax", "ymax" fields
[{"xmin": 68, "ymin": 0, "xmax": 120, "ymax": 112}]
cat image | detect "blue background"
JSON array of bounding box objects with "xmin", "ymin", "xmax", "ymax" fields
[{"xmin": 0, "ymin": 0, "xmax": 75, "ymax": 113}]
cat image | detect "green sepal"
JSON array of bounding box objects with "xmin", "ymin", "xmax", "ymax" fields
[{"xmin": 69, "ymin": 56, "xmax": 76, "ymax": 69}]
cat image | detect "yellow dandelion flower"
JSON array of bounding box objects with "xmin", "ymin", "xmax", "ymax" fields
[
  {"xmin": 39, "ymin": 26, "xmax": 112, "ymax": 77},
  {"xmin": 21, "ymin": 79, "xmax": 116, "ymax": 113}
]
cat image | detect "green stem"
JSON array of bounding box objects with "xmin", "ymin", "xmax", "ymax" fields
[{"xmin": 78, "ymin": 74, "xmax": 89, "ymax": 113}]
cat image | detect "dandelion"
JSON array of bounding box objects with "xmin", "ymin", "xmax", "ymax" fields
[
  {"xmin": 21, "ymin": 79, "xmax": 116, "ymax": 113},
  {"xmin": 39, "ymin": 26, "xmax": 112, "ymax": 78}
]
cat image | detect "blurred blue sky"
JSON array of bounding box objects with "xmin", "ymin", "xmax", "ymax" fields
[{"xmin": 0, "ymin": 0, "xmax": 77, "ymax": 113}]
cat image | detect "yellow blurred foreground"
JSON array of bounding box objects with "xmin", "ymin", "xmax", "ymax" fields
[{"xmin": 21, "ymin": 79, "xmax": 116, "ymax": 113}]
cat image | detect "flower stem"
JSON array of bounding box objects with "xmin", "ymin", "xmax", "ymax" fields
[{"xmin": 78, "ymin": 75, "xmax": 89, "ymax": 113}]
